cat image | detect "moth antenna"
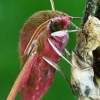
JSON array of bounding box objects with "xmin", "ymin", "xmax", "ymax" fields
[
  {"xmin": 50, "ymin": 0, "xmax": 55, "ymax": 11},
  {"xmin": 42, "ymin": 56, "xmax": 78, "ymax": 98},
  {"xmin": 82, "ymin": 0, "xmax": 98, "ymax": 25}
]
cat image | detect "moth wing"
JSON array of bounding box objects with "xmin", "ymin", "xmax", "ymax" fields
[
  {"xmin": 7, "ymin": 19, "xmax": 51, "ymax": 100},
  {"xmin": 7, "ymin": 49, "xmax": 37, "ymax": 100},
  {"xmin": 24, "ymin": 20, "xmax": 50, "ymax": 55}
]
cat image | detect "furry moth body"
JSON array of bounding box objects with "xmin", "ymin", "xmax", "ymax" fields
[{"xmin": 7, "ymin": 10, "xmax": 71, "ymax": 100}]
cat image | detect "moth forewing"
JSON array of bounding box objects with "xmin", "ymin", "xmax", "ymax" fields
[
  {"xmin": 7, "ymin": 50, "xmax": 37, "ymax": 100},
  {"xmin": 24, "ymin": 20, "xmax": 50, "ymax": 55}
]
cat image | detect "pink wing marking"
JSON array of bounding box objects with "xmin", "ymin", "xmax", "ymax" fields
[
  {"xmin": 7, "ymin": 52, "xmax": 38, "ymax": 100},
  {"xmin": 24, "ymin": 20, "xmax": 50, "ymax": 56}
]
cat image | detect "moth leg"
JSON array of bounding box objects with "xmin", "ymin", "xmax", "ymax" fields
[
  {"xmin": 67, "ymin": 30, "xmax": 80, "ymax": 33},
  {"xmin": 65, "ymin": 48, "xmax": 70, "ymax": 56},
  {"xmin": 70, "ymin": 21, "xmax": 80, "ymax": 30},
  {"xmin": 69, "ymin": 16, "xmax": 82, "ymax": 30},
  {"xmin": 48, "ymin": 38, "xmax": 90, "ymax": 70},
  {"xmin": 70, "ymin": 16, "xmax": 82, "ymax": 20},
  {"xmin": 42, "ymin": 56, "xmax": 66, "ymax": 75},
  {"xmin": 47, "ymin": 38, "xmax": 77, "ymax": 69},
  {"xmin": 42, "ymin": 56, "xmax": 78, "ymax": 98}
]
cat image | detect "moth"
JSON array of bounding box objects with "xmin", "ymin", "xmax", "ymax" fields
[{"xmin": 6, "ymin": 0, "xmax": 79, "ymax": 100}]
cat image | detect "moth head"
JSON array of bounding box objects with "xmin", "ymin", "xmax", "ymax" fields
[
  {"xmin": 48, "ymin": 15, "xmax": 70, "ymax": 44},
  {"xmin": 49, "ymin": 15, "xmax": 70, "ymax": 32}
]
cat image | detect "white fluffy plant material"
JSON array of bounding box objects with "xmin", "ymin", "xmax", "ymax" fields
[{"xmin": 71, "ymin": 16, "xmax": 100, "ymax": 100}]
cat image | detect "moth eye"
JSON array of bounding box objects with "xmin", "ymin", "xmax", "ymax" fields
[{"xmin": 50, "ymin": 21, "xmax": 62, "ymax": 32}]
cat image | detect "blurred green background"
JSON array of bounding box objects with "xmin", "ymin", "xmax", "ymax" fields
[{"xmin": 0, "ymin": 0, "xmax": 86, "ymax": 100}]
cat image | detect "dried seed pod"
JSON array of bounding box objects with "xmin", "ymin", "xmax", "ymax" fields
[
  {"xmin": 75, "ymin": 16, "xmax": 100, "ymax": 65},
  {"xmin": 71, "ymin": 16, "xmax": 100, "ymax": 100},
  {"xmin": 71, "ymin": 51, "xmax": 100, "ymax": 100},
  {"xmin": 71, "ymin": 0, "xmax": 100, "ymax": 100}
]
